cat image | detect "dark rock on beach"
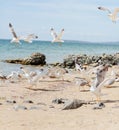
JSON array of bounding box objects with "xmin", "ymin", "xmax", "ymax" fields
[
  {"xmin": 52, "ymin": 98, "xmax": 69, "ymax": 104},
  {"xmin": 62, "ymin": 99, "xmax": 86, "ymax": 110},
  {"xmin": 62, "ymin": 53, "xmax": 119, "ymax": 69},
  {"xmin": 6, "ymin": 100, "xmax": 16, "ymax": 104},
  {"xmin": 4, "ymin": 52, "xmax": 46, "ymax": 65},
  {"xmin": 23, "ymin": 100, "xmax": 34, "ymax": 104}
]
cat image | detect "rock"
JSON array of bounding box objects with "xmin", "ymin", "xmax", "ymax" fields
[
  {"xmin": 52, "ymin": 98, "xmax": 69, "ymax": 104},
  {"xmin": 23, "ymin": 100, "xmax": 34, "ymax": 104},
  {"xmin": 13, "ymin": 105, "xmax": 27, "ymax": 111},
  {"xmin": 93, "ymin": 102, "xmax": 105, "ymax": 110},
  {"xmin": 22, "ymin": 52, "xmax": 46, "ymax": 65},
  {"xmin": 6, "ymin": 100, "xmax": 16, "ymax": 104},
  {"xmin": 62, "ymin": 99, "xmax": 86, "ymax": 110},
  {"xmin": 29, "ymin": 106, "xmax": 40, "ymax": 110},
  {"xmin": 62, "ymin": 53, "xmax": 119, "ymax": 69},
  {"xmin": 4, "ymin": 52, "xmax": 46, "ymax": 65},
  {"xmin": 4, "ymin": 59, "xmax": 22, "ymax": 64}
]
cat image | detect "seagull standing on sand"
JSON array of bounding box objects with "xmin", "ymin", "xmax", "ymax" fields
[
  {"xmin": 98, "ymin": 7, "xmax": 119, "ymax": 23},
  {"xmin": 75, "ymin": 58, "xmax": 86, "ymax": 72},
  {"xmin": 90, "ymin": 65, "xmax": 108, "ymax": 103},
  {"xmin": 22, "ymin": 34, "xmax": 38, "ymax": 43},
  {"xmin": 50, "ymin": 28, "xmax": 64, "ymax": 43},
  {"xmin": 9, "ymin": 23, "xmax": 21, "ymax": 44}
]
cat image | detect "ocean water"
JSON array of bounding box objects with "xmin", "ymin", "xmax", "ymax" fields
[{"xmin": 0, "ymin": 39, "xmax": 119, "ymax": 74}]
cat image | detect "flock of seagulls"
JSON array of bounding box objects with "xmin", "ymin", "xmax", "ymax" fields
[
  {"xmin": 73, "ymin": 63, "xmax": 119, "ymax": 105},
  {"xmin": 0, "ymin": 63, "xmax": 119, "ymax": 107},
  {"xmin": 9, "ymin": 23, "xmax": 38, "ymax": 44},
  {"xmin": 1, "ymin": 6, "xmax": 119, "ymax": 108},
  {"xmin": 8, "ymin": 7, "xmax": 119, "ymax": 44},
  {"xmin": 8, "ymin": 22, "xmax": 64, "ymax": 44}
]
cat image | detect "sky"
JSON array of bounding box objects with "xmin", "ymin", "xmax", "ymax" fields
[{"xmin": 0, "ymin": 0, "xmax": 119, "ymax": 42}]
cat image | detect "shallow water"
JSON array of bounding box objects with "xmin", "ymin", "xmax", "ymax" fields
[{"xmin": 0, "ymin": 39, "xmax": 119, "ymax": 74}]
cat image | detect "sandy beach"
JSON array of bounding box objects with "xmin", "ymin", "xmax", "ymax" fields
[{"xmin": 0, "ymin": 65, "xmax": 119, "ymax": 130}]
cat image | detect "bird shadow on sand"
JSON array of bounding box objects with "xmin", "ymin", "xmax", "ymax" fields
[
  {"xmin": 101, "ymin": 99, "xmax": 119, "ymax": 104},
  {"xmin": 80, "ymin": 90, "xmax": 90, "ymax": 92},
  {"xmin": 39, "ymin": 80, "xmax": 71, "ymax": 82},
  {"xmin": 86, "ymin": 99, "xmax": 119, "ymax": 105},
  {"xmin": 25, "ymin": 87, "xmax": 60, "ymax": 92},
  {"xmin": 105, "ymin": 85, "xmax": 119, "ymax": 88}
]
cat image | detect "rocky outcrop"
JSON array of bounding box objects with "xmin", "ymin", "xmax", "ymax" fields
[
  {"xmin": 63, "ymin": 53, "xmax": 119, "ymax": 69},
  {"xmin": 4, "ymin": 52, "xmax": 46, "ymax": 65}
]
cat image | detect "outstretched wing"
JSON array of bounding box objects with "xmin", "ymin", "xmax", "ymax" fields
[
  {"xmin": 9, "ymin": 23, "xmax": 18, "ymax": 38},
  {"xmin": 113, "ymin": 8, "xmax": 119, "ymax": 16},
  {"xmin": 57, "ymin": 29, "xmax": 64, "ymax": 39},
  {"xmin": 26, "ymin": 34, "xmax": 38, "ymax": 40},
  {"xmin": 50, "ymin": 28, "xmax": 57, "ymax": 39},
  {"xmin": 98, "ymin": 7, "xmax": 111, "ymax": 14},
  {"xmin": 22, "ymin": 34, "xmax": 38, "ymax": 43}
]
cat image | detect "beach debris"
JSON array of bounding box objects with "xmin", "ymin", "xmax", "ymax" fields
[
  {"xmin": 23, "ymin": 100, "xmax": 34, "ymax": 104},
  {"xmin": 6, "ymin": 100, "xmax": 16, "ymax": 104},
  {"xmin": 13, "ymin": 105, "xmax": 27, "ymax": 111},
  {"xmin": 93, "ymin": 102, "xmax": 105, "ymax": 110},
  {"xmin": 52, "ymin": 98, "xmax": 69, "ymax": 104}
]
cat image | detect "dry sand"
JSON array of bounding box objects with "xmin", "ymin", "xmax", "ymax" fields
[{"xmin": 0, "ymin": 65, "xmax": 119, "ymax": 130}]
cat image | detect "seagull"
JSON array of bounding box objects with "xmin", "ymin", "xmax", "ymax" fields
[
  {"xmin": 22, "ymin": 34, "xmax": 38, "ymax": 43},
  {"xmin": 90, "ymin": 65, "xmax": 108, "ymax": 103},
  {"xmin": 20, "ymin": 67, "xmax": 43, "ymax": 88},
  {"xmin": 0, "ymin": 74, "xmax": 7, "ymax": 82},
  {"xmin": 74, "ymin": 58, "xmax": 86, "ymax": 72},
  {"xmin": 47, "ymin": 67, "xmax": 68, "ymax": 80},
  {"xmin": 102, "ymin": 70, "xmax": 116, "ymax": 88},
  {"xmin": 98, "ymin": 7, "xmax": 119, "ymax": 23},
  {"xmin": 7, "ymin": 71, "xmax": 22, "ymax": 82},
  {"xmin": 74, "ymin": 77, "xmax": 89, "ymax": 91},
  {"xmin": 9, "ymin": 23, "xmax": 21, "ymax": 44},
  {"xmin": 50, "ymin": 28, "xmax": 64, "ymax": 43}
]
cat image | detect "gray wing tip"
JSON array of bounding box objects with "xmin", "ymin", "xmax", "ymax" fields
[{"xmin": 9, "ymin": 23, "xmax": 12, "ymax": 27}]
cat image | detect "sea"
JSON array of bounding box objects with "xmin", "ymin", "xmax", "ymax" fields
[{"xmin": 0, "ymin": 39, "xmax": 119, "ymax": 74}]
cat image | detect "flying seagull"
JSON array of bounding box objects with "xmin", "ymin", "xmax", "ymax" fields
[
  {"xmin": 50, "ymin": 28, "xmax": 64, "ymax": 43},
  {"xmin": 22, "ymin": 34, "xmax": 38, "ymax": 43},
  {"xmin": 98, "ymin": 7, "xmax": 119, "ymax": 23},
  {"xmin": 9, "ymin": 23, "xmax": 21, "ymax": 44}
]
